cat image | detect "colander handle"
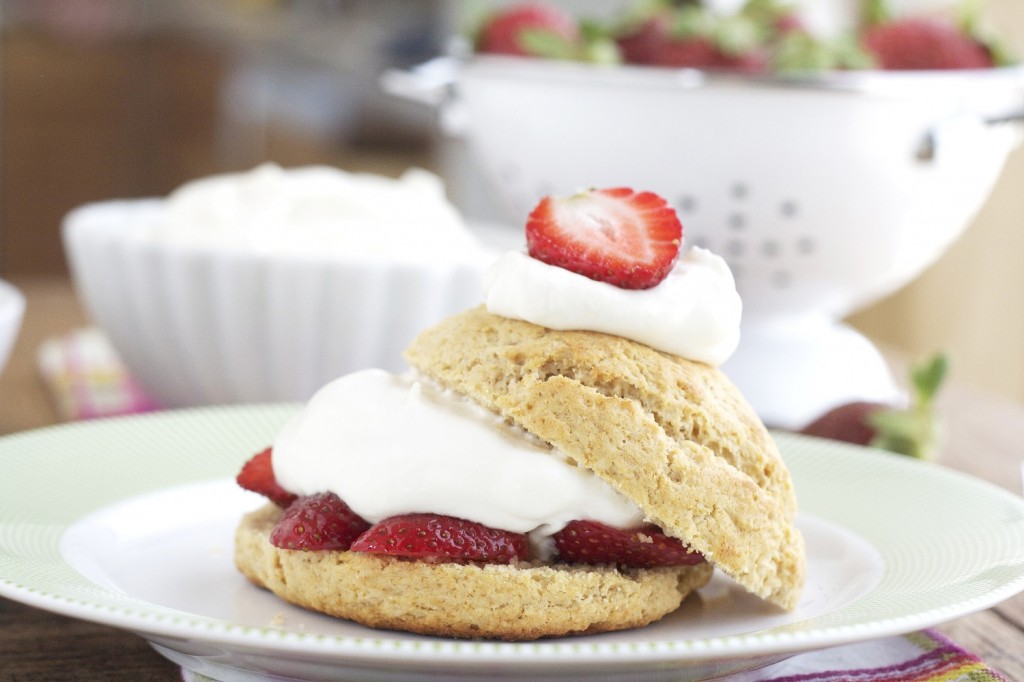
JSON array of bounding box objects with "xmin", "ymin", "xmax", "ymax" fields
[
  {"xmin": 917, "ymin": 109, "xmax": 1024, "ymax": 162},
  {"xmin": 381, "ymin": 57, "xmax": 468, "ymax": 135},
  {"xmin": 380, "ymin": 57, "xmax": 460, "ymax": 108},
  {"xmin": 986, "ymin": 110, "xmax": 1024, "ymax": 126}
]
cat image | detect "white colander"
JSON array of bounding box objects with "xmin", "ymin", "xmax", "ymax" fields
[{"xmin": 385, "ymin": 57, "xmax": 1024, "ymax": 427}]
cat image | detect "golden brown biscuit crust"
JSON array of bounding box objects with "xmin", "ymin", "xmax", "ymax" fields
[
  {"xmin": 235, "ymin": 504, "xmax": 714, "ymax": 640},
  {"xmin": 404, "ymin": 306, "xmax": 805, "ymax": 611}
]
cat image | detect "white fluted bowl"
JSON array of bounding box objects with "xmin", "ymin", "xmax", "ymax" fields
[
  {"xmin": 63, "ymin": 200, "xmax": 493, "ymax": 408},
  {"xmin": 0, "ymin": 280, "xmax": 25, "ymax": 377}
]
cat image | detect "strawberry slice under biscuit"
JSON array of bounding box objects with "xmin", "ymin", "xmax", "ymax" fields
[
  {"xmin": 350, "ymin": 513, "xmax": 530, "ymax": 564},
  {"xmin": 236, "ymin": 447, "xmax": 297, "ymax": 508},
  {"xmin": 269, "ymin": 492, "xmax": 370, "ymax": 552},
  {"xmin": 553, "ymin": 520, "xmax": 706, "ymax": 569}
]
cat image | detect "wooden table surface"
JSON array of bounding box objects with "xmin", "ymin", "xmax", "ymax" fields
[{"xmin": 2, "ymin": 275, "xmax": 1024, "ymax": 681}]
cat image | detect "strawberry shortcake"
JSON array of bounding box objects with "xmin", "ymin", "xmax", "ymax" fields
[{"xmin": 234, "ymin": 187, "xmax": 805, "ymax": 640}]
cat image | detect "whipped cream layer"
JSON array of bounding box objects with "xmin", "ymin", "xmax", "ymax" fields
[
  {"xmin": 151, "ymin": 163, "xmax": 487, "ymax": 262},
  {"xmin": 484, "ymin": 247, "xmax": 742, "ymax": 366},
  {"xmin": 273, "ymin": 369, "xmax": 645, "ymax": 547}
]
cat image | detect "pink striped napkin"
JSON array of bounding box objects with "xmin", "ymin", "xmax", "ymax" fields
[
  {"xmin": 739, "ymin": 629, "xmax": 1007, "ymax": 681},
  {"xmin": 37, "ymin": 327, "xmax": 160, "ymax": 420},
  {"xmin": 178, "ymin": 630, "xmax": 1007, "ymax": 681}
]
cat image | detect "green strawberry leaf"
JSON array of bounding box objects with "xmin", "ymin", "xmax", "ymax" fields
[
  {"xmin": 772, "ymin": 31, "xmax": 875, "ymax": 71},
  {"xmin": 579, "ymin": 19, "xmax": 623, "ymax": 64},
  {"xmin": 519, "ymin": 28, "xmax": 579, "ymax": 60},
  {"xmin": 868, "ymin": 353, "xmax": 949, "ymax": 459},
  {"xmin": 669, "ymin": 6, "xmax": 716, "ymax": 39},
  {"xmin": 862, "ymin": 0, "xmax": 894, "ymax": 27},
  {"xmin": 911, "ymin": 353, "xmax": 948, "ymax": 407},
  {"xmin": 714, "ymin": 14, "xmax": 764, "ymax": 56}
]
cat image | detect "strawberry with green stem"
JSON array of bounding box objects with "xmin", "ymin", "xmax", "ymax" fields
[
  {"xmin": 800, "ymin": 353, "xmax": 949, "ymax": 459},
  {"xmin": 859, "ymin": 0, "xmax": 1009, "ymax": 69},
  {"xmin": 475, "ymin": 3, "xmax": 620, "ymax": 64}
]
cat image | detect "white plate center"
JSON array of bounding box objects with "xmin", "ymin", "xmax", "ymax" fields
[{"xmin": 59, "ymin": 479, "xmax": 884, "ymax": 642}]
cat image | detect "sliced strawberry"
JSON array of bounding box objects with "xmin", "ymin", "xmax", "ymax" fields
[
  {"xmin": 269, "ymin": 492, "xmax": 371, "ymax": 551},
  {"xmin": 236, "ymin": 447, "xmax": 297, "ymax": 508},
  {"xmin": 477, "ymin": 2, "xmax": 579, "ymax": 58},
  {"xmin": 526, "ymin": 187, "xmax": 683, "ymax": 290},
  {"xmin": 861, "ymin": 18, "xmax": 993, "ymax": 70},
  {"xmin": 552, "ymin": 520, "xmax": 705, "ymax": 568},
  {"xmin": 350, "ymin": 513, "xmax": 529, "ymax": 564}
]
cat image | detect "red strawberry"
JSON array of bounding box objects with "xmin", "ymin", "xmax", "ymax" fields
[
  {"xmin": 799, "ymin": 401, "xmax": 883, "ymax": 446},
  {"xmin": 861, "ymin": 18, "xmax": 993, "ymax": 70},
  {"xmin": 526, "ymin": 187, "xmax": 683, "ymax": 290},
  {"xmin": 798, "ymin": 354, "xmax": 948, "ymax": 459},
  {"xmin": 616, "ymin": 14, "xmax": 672, "ymax": 64},
  {"xmin": 477, "ymin": 3, "xmax": 579, "ymax": 58},
  {"xmin": 236, "ymin": 447, "xmax": 297, "ymax": 508},
  {"xmin": 773, "ymin": 12, "xmax": 806, "ymax": 34},
  {"xmin": 552, "ymin": 520, "xmax": 705, "ymax": 568},
  {"xmin": 649, "ymin": 36, "xmax": 767, "ymax": 71},
  {"xmin": 269, "ymin": 492, "xmax": 371, "ymax": 551},
  {"xmin": 350, "ymin": 513, "xmax": 529, "ymax": 564},
  {"xmin": 621, "ymin": 5, "xmax": 769, "ymax": 72}
]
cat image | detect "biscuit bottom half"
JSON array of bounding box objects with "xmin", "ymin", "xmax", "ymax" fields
[{"xmin": 235, "ymin": 504, "xmax": 715, "ymax": 641}]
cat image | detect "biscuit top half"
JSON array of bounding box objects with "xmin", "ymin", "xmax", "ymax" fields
[{"xmin": 404, "ymin": 305, "xmax": 805, "ymax": 611}]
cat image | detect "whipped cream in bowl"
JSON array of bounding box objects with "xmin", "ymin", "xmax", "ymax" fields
[
  {"xmin": 153, "ymin": 163, "xmax": 489, "ymax": 264},
  {"xmin": 62, "ymin": 164, "xmax": 496, "ymax": 407}
]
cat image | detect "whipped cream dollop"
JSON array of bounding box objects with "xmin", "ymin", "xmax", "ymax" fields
[
  {"xmin": 272, "ymin": 369, "xmax": 645, "ymax": 551},
  {"xmin": 151, "ymin": 163, "xmax": 487, "ymax": 261},
  {"xmin": 484, "ymin": 247, "xmax": 742, "ymax": 366}
]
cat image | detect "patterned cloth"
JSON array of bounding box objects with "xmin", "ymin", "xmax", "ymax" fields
[
  {"xmin": 177, "ymin": 629, "xmax": 1008, "ymax": 681},
  {"xmin": 745, "ymin": 629, "xmax": 1007, "ymax": 681},
  {"xmin": 37, "ymin": 328, "xmax": 160, "ymax": 420},
  {"xmin": 38, "ymin": 331, "xmax": 1009, "ymax": 681}
]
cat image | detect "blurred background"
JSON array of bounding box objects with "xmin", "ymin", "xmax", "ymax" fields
[{"xmin": 0, "ymin": 0, "xmax": 1022, "ymax": 404}]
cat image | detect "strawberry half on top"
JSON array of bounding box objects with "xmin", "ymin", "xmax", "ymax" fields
[{"xmin": 526, "ymin": 187, "xmax": 683, "ymax": 290}]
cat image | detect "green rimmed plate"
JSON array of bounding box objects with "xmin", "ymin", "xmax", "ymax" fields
[{"xmin": 2, "ymin": 405, "xmax": 1024, "ymax": 682}]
